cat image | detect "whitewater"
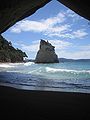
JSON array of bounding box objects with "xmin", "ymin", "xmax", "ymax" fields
[{"xmin": 0, "ymin": 61, "xmax": 90, "ymax": 93}]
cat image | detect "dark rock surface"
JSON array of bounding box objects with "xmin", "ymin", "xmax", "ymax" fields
[
  {"xmin": 58, "ymin": 0, "xmax": 90, "ymax": 21},
  {"xmin": 0, "ymin": 0, "xmax": 90, "ymax": 34},
  {"xmin": 0, "ymin": 35, "xmax": 27, "ymax": 62},
  {"xmin": 0, "ymin": 0, "xmax": 51, "ymax": 34},
  {"xmin": 35, "ymin": 40, "xmax": 59, "ymax": 63}
]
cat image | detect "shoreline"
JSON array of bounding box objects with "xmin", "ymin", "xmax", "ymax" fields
[
  {"xmin": 0, "ymin": 71, "xmax": 90, "ymax": 93},
  {"xmin": 0, "ymin": 85, "xmax": 90, "ymax": 119}
]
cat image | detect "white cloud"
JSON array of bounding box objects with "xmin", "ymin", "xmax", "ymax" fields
[
  {"xmin": 13, "ymin": 40, "xmax": 90, "ymax": 59},
  {"xmin": 56, "ymin": 43, "xmax": 90, "ymax": 59},
  {"xmin": 19, "ymin": 39, "xmax": 71, "ymax": 52},
  {"xmin": 43, "ymin": 12, "xmax": 65, "ymax": 26},
  {"xmin": 66, "ymin": 9, "xmax": 84, "ymax": 21},
  {"xmin": 49, "ymin": 40, "xmax": 72, "ymax": 50},
  {"xmin": 16, "ymin": 39, "xmax": 72, "ymax": 59},
  {"xmin": 56, "ymin": 49, "xmax": 90, "ymax": 59},
  {"xmin": 66, "ymin": 9, "xmax": 76, "ymax": 18},
  {"xmin": 72, "ymin": 29, "xmax": 88, "ymax": 39},
  {"xmin": 10, "ymin": 12, "xmax": 66, "ymax": 33},
  {"xmin": 10, "ymin": 9, "xmax": 88, "ymax": 39},
  {"xmin": 79, "ymin": 44, "xmax": 90, "ymax": 51},
  {"xmin": 45, "ymin": 24, "xmax": 70, "ymax": 35},
  {"xmin": 11, "ymin": 20, "xmax": 48, "ymax": 33},
  {"xmin": 65, "ymin": 51, "xmax": 90, "ymax": 59},
  {"xmin": 49, "ymin": 29, "xmax": 88, "ymax": 39},
  {"xmin": 21, "ymin": 43, "xmax": 39, "ymax": 52}
]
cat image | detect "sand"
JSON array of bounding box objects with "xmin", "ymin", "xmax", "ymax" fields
[{"xmin": 0, "ymin": 85, "xmax": 90, "ymax": 119}]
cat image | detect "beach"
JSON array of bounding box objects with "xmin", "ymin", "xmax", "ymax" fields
[
  {"xmin": 0, "ymin": 62, "xmax": 90, "ymax": 119},
  {"xmin": 0, "ymin": 85, "xmax": 90, "ymax": 119}
]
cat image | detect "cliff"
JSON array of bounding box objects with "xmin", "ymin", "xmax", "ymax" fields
[
  {"xmin": 35, "ymin": 39, "xmax": 59, "ymax": 63},
  {"xmin": 0, "ymin": 35, "xmax": 27, "ymax": 62}
]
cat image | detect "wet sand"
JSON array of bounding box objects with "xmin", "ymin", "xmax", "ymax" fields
[{"xmin": 0, "ymin": 85, "xmax": 90, "ymax": 119}]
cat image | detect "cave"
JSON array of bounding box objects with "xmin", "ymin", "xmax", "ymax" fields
[{"xmin": 0, "ymin": 0, "xmax": 90, "ymax": 120}]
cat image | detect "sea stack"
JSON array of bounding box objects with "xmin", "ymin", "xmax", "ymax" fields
[{"xmin": 35, "ymin": 39, "xmax": 59, "ymax": 63}]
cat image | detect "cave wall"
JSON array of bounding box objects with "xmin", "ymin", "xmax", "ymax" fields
[
  {"xmin": 58, "ymin": 0, "xmax": 90, "ymax": 21},
  {"xmin": 0, "ymin": 0, "xmax": 51, "ymax": 34},
  {"xmin": 0, "ymin": 0, "xmax": 90, "ymax": 34}
]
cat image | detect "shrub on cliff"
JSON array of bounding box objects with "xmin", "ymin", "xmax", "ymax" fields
[{"xmin": 0, "ymin": 35, "xmax": 27, "ymax": 62}]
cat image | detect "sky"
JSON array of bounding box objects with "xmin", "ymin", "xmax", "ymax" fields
[{"xmin": 2, "ymin": 0, "xmax": 90, "ymax": 59}]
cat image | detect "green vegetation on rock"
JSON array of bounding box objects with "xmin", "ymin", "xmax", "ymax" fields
[{"xmin": 0, "ymin": 35, "xmax": 27, "ymax": 62}]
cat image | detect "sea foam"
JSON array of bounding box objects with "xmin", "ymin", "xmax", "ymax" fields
[
  {"xmin": 24, "ymin": 62, "xmax": 34, "ymax": 66},
  {"xmin": 46, "ymin": 67, "xmax": 90, "ymax": 74},
  {"xmin": 0, "ymin": 63, "xmax": 14, "ymax": 68}
]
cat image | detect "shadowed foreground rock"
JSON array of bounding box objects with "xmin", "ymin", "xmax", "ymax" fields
[
  {"xmin": 0, "ymin": 0, "xmax": 90, "ymax": 34},
  {"xmin": 35, "ymin": 40, "xmax": 59, "ymax": 63},
  {"xmin": 0, "ymin": 0, "xmax": 51, "ymax": 34}
]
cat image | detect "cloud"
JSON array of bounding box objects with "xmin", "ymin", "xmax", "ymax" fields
[
  {"xmin": 21, "ymin": 42, "xmax": 39, "ymax": 52},
  {"xmin": 49, "ymin": 40, "xmax": 72, "ymax": 50},
  {"xmin": 10, "ymin": 12, "xmax": 66, "ymax": 33},
  {"xmin": 56, "ymin": 50, "xmax": 90, "ymax": 59},
  {"xmin": 49, "ymin": 29, "xmax": 88, "ymax": 39},
  {"xmin": 72, "ymin": 29, "xmax": 88, "ymax": 39},
  {"xmin": 10, "ymin": 11, "xmax": 71, "ymax": 38},
  {"xmin": 66, "ymin": 51, "xmax": 90, "ymax": 59},
  {"xmin": 66, "ymin": 9, "xmax": 83, "ymax": 20},
  {"xmin": 56, "ymin": 43, "xmax": 90, "ymax": 59},
  {"xmin": 13, "ymin": 39, "xmax": 90, "ymax": 59},
  {"xmin": 11, "ymin": 20, "xmax": 47, "ymax": 33},
  {"xmin": 20, "ymin": 39, "xmax": 71, "ymax": 52},
  {"xmin": 10, "ymin": 9, "xmax": 88, "ymax": 39},
  {"xmin": 15, "ymin": 39, "xmax": 72, "ymax": 58},
  {"xmin": 79, "ymin": 44, "xmax": 90, "ymax": 51}
]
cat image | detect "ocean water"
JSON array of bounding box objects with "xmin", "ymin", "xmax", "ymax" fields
[{"xmin": 0, "ymin": 61, "xmax": 90, "ymax": 93}]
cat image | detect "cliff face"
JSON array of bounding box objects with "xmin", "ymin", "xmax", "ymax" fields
[
  {"xmin": 0, "ymin": 35, "xmax": 27, "ymax": 62},
  {"xmin": 35, "ymin": 40, "xmax": 59, "ymax": 63}
]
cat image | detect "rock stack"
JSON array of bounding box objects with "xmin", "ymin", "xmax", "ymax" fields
[{"xmin": 35, "ymin": 39, "xmax": 59, "ymax": 63}]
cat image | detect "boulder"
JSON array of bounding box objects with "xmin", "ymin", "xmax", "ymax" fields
[{"xmin": 35, "ymin": 39, "xmax": 59, "ymax": 63}]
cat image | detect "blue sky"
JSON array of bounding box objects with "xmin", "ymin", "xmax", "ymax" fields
[{"xmin": 2, "ymin": 0, "xmax": 90, "ymax": 59}]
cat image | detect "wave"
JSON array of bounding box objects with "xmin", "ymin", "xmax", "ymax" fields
[
  {"xmin": 24, "ymin": 62, "xmax": 34, "ymax": 66},
  {"xmin": 0, "ymin": 63, "xmax": 14, "ymax": 68},
  {"xmin": 46, "ymin": 67, "xmax": 90, "ymax": 74},
  {"xmin": 0, "ymin": 62, "xmax": 34, "ymax": 68}
]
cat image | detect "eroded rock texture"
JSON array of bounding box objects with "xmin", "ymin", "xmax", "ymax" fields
[{"xmin": 35, "ymin": 40, "xmax": 59, "ymax": 63}]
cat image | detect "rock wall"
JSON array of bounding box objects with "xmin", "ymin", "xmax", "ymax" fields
[
  {"xmin": 0, "ymin": 0, "xmax": 90, "ymax": 34},
  {"xmin": 35, "ymin": 40, "xmax": 59, "ymax": 63},
  {"xmin": 0, "ymin": 0, "xmax": 51, "ymax": 34}
]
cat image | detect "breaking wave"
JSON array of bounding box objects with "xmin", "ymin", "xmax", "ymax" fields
[
  {"xmin": 24, "ymin": 62, "xmax": 34, "ymax": 66},
  {"xmin": 0, "ymin": 64, "xmax": 14, "ymax": 68},
  {"xmin": 0, "ymin": 62, "xmax": 34, "ymax": 68},
  {"xmin": 46, "ymin": 67, "xmax": 90, "ymax": 74}
]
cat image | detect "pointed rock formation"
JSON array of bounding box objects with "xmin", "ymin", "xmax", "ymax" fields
[{"xmin": 35, "ymin": 39, "xmax": 59, "ymax": 63}]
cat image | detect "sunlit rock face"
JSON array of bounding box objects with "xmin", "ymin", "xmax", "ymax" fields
[{"xmin": 35, "ymin": 40, "xmax": 59, "ymax": 63}]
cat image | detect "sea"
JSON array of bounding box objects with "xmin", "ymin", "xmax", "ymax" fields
[{"xmin": 0, "ymin": 61, "xmax": 90, "ymax": 93}]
